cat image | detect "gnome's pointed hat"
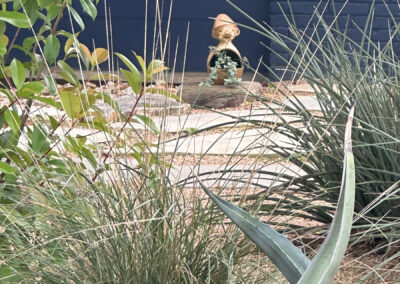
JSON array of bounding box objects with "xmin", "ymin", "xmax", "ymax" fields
[{"xmin": 212, "ymin": 14, "xmax": 240, "ymax": 39}]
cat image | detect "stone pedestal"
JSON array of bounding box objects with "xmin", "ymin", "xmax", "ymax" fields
[{"xmin": 179, "ymin": 81, "xmax": 263, "ymax": 108}]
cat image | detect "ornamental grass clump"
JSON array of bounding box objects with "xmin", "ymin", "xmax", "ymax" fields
[{"xmin": 228, "ymin": 0, "xmax": 400, "ymax": 243}]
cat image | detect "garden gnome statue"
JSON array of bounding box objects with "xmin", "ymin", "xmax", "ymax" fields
[{"xmin": 207, "ymin": 13, "xmax": 244, "ymax": 85}]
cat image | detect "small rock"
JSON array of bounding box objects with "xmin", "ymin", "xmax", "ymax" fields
[{"xmin": 119, "ymin": 82, "xmax": 129, "ymax": 90}]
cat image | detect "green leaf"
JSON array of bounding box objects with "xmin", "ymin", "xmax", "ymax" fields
[
  {"xmin": 30, "ymin": 125, "xmax": 50, "ymax": 154},
  {"xmin": 22, "ymin": 36, "xmax": 36, "ymax": 52},
  {"xmin": 59, "ymin": 90, "xmax": 82, "ymax": 119},
  {"xmin": 95, "ymin": 91, "xmax": 121, "ymax": 113},
  {"xmin": 44, "ymin": 74, "xmax": 57, "ymax": 95},
  {"xmin": 4, "ymin": 109, "xmax": 21, "ymax": 134},
  {"xmin": 81, "ymin": 147, "xmax": 97, "ymax": 168},
  {"xmin": 120, "ymin": 68, "xmax": 142, "ymax": 95},
  {"xmin": 28, "ymin": 11, "xmax": 40, "ymax": 26},
  {"xmin": 0, "ymin": 11, "xmax": 30, "ymax": 28},
  {"xmin": 115, "ymin": 52, "xmax": 140, "ymax": 73},
  {"xmin": 78, "ymin": 121, "xmax": 111, "ymax": 133},
  {"xmin": 44, "ymin": 34, "xmax": 60, "ymax": 65},
  {"xmin": 9, "ymin": 59, "xmax": 25, "ymax": 90},
  {"xmin": 298, "ymin": 106, "xmax": 356, "ymax": 284},
  {"xmin": 80, "ymin": 0, "xmax": 97, "ymax": 20},
  {"xmin": 133, "ymin": 114, "xmax": 159, "ymax": 135},
  {"xmin": 6, "ymin": 150, "xmax": 25, "ymax": 168},
  {"xmin": 47, "ymin": 4, "xmax": 62, "ymax": 21},
  {"xmin": 33, "ymin": 96, "xmax": 63, "ymax": 110},
  {"xmin": 0, "ymin": 161, "xmax": 17, "ymax": 175},
  {"xmin": 39, "ymin": 0, "xmax": 54, "ymax": 8},
  {"xmin": 57, "ymin": 60, "xmax": 80, "ymax": 86},
  {"xmin": 62, "ymin": 31, "xmax": 80, "ymax": 54},
  {"xmin": 16, "ymin": 147, "xmax": 32, "ymax": 165},
  {"xmin": 38, "ymin": 25, "xmax": 51, "ymax": 36},
  {"xmin": 132, "ymin": 51, "xmax": 146, "ymax": 73},
  {"xmin": 114, "ymin": 52, "xmax": 143, "ymax": 93},
  {"xmin": 197, "ymin": 179, "xmax": 310, "ymax": 284},
  {"xmin": 69, "ymin": 6, "xmax": 85, "ymax": 31},
  {"xmin": 80, "ymin": 91, "xmax": 96, "ymax": 111},
  {"xmin": 18, "ymin": 81, "xmax": 44, "ymax": 98},
  {"xmin": 49, "ymin": 116, "xmax": 59, "ymax": 131}
]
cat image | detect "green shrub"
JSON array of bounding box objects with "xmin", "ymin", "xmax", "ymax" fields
[{"xmin": 0, "ymin": 1, "xmax": 257, "ymax": 282}]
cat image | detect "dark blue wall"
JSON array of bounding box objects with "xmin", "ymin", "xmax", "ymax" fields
[
  {"xmin": 269, "ymin": 0, "xmax": 400, "ymax": 78},
  {"xmin": 8, "ymin": 1, "xmax": 396, "ymax": 77},
  {"xmin": 77, "ymin": 0, "xmax": 270, "ymax": 72}
]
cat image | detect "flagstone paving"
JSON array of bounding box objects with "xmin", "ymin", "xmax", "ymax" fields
[{"xmin": 111, "ymin": 108, "xmax": 299, "ymax": 132}]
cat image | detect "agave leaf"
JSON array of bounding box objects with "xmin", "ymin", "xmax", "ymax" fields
[
  {"xmin": 298, "ymin": 105, "xmax": 356, "ymax": 284},
  {"xmin": 197, "ymin": 180, "xmax": 310, "ymax": 284}
]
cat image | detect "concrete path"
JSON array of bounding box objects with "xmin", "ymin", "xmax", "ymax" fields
[{"xmin": 282, "ymin": 96, "xmax": 320, "ymax": 111}]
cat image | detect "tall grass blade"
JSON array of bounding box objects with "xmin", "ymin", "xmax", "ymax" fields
[{"xmin": 298, "ymin": 105, "xmax": 356, "ymax": 284}]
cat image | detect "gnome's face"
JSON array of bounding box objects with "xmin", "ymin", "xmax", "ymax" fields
[{"xmin": 214, "ymin": 24, "xmax": 239, "ymax": 45}]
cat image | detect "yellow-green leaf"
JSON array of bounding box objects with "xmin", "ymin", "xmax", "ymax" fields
[
  {"xmin": 0, "ymin": 39, "xmax": 6, "ymax": 56},
  {"xmin": 132, "ymin": 51, "xmax": 146, "ymax": 73},
  {"xmin": 92, "ymin": 48, "xmax": 108, "ymax": 65},
  {"xmin": 146, "ymin": 59, "xmax": 168, "ymax": 78},
  {"xmin": 59, "ymin": 90, "xmax": 83, "ymax": 119},
  {"xmin": 1, "ymin": 34, "xmax": 8, "ymax": 46},
  {"xmin": 79, "ymin": 43, "xmax": 93, "ymax": 68}
]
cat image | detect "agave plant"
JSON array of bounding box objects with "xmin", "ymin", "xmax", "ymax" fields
[{"xmin": 198, "ymin": 107, "xmax": 356, "ymax": 283}]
